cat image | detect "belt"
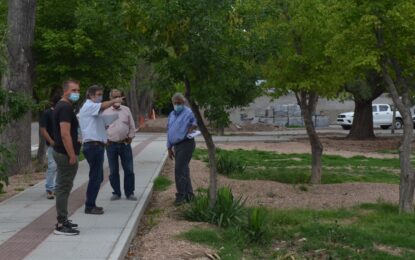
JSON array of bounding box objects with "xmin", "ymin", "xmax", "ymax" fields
[
  {"xmin": 108, "ymin": 139, "xmax": 129, "ymax": 145},
  {"xmin": 174, "ymin": 138, "xmax": 193, "ymax": 146},
  {"xmin": 84, "ymin": 141, "xmax": 105, "ymax": 146}
]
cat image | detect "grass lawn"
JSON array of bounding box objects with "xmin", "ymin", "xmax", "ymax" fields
[
  {"xmin": 180, "ymin": 203, "xmax": 415, "ymax": 259},
  {"xmin": 194, "ymin": 148, "xmax": 402, "ymax": 184}
]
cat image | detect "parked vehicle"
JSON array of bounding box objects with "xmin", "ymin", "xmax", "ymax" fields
[{"xmin": 337, "ymin": 104, "xmax": 403, "ymax": 130}]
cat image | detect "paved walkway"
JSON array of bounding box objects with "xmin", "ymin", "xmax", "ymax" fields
[{"xmin": 0, "ymin": 134, "xmax": 167, "ymax": 260}]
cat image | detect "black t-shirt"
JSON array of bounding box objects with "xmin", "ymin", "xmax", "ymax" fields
[
  {"xmin": 53, "ymin": 100, "xmax": 81, "ymax": 155},
  {"xmin": 39, "ymin": 108, "xmax": 54, "ymax": 146}
]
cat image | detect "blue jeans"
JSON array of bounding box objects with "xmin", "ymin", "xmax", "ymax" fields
[
  {"xmin": 45, "ymin": 146, "xmax": 57, "ymax": 192},
  {"xmin": 106, "ymin": 143, "xmax": 135, "ymax": 197},
  {"xmin": 83, "ymin": 143, "xmax": 105, "ymax": 209}
]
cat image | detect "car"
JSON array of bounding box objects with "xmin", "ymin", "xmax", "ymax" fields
[{"xmin": 337, "ymin": 104, "xmax": 403, "ymax": 130}]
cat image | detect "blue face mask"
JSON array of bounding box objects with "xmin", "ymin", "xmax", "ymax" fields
[
  {"xmin": 174, "ymin": 104, "xmax": 184, "ymax": 113},
  {"xmin": 69, "ymin": 93, "xmax": 80, "ymax": 103},
  {"xmin": 94, "ymin": 96, "xmax": 103, "ymax": 103}
]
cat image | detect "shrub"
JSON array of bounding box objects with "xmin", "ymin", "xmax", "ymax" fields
[
  {"xmin": 216, "ymin": 150, "xmax": 246, "ymax": 175},
  {"xmin": 183, "ymin": 191, "xmax": 211, "ymax": 222},
  {"xmin": 212, "ymin": 187, "xmax": 246, "ymax": 227},
  {"xmin": 184, "ymin": 187, "xmax": 246, "ymax": 227},
  {"xmin": 244, "ymin": 207, "xmax": 271, "ymax": 244}
]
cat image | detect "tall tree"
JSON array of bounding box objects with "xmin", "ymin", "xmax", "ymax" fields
[
  {"xmin": 129, "ymin": 0, "xmax": 260, "ymax": 206},
  {"xmin": 35, "ymin": 0, "xmax": 136, "ymax": 97},
  {"xmin": 346, "ymin": 71, "xmax": 385, "ymax": 139},
  {"xmin": 328, "ymin": 0, "xmax": 415, "ymax": 213},
  {"xmin": 260, "ymin": 0, "xmax": 341, "ymax": 184},
  {"xmin": 1, "ymin": 0, "xmax": 37, "ymax": 175}
]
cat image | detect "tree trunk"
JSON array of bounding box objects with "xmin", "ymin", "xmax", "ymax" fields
[
  {"xmin": 128, "ymin": 68, "xmax": 140, "ymax": 126},
  {"xmin": 383, "ymin": 65, "xmax": 414, "ymax": 214},
  {"xmin": 346, "ymin": 72, "xmax": 384, "ymax": 140},
  {"xmin": 348, "ymin": 99, "xmax": 376, "ymax": 139},
  {"xmin": 128, "ymin": 63, "xmax": 155, "ymax": 127},
  {"xmin": 1, "ymin": 0, "xmax": 36, "ymax": 175},
  {"xmin": 296, "ymin": 91, "xmax": 323, "ymax": 184},
  {"xmin": 184, "ymin": 77, "xmax": 217, "ymax": 207}
]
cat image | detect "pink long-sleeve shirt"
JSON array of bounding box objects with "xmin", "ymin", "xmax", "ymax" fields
[{"xmin": 102, "ymin": 105, "xmax": 136, "ymax": 142}]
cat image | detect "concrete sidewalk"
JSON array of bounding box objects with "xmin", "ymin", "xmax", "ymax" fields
[{"xmin": 0, "ymin": 134, "xmax": 167, "ymax": 260}]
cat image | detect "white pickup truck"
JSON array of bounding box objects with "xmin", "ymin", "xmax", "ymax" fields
[{"xmin": 337, "ymin": 104, "xmax": 403, "ymax": 130}]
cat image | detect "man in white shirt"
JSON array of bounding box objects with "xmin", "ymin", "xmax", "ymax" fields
[
  {"xmin": 103, "ymin": 89, "xmax": 137, "ymax": 201},
  {"xmin": 79, "ymin": 85, "xmax": 123, "ymax": 215}
]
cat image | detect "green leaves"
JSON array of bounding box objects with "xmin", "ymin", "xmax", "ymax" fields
[
  {"xmin": 34, "ymin": 0, "xmax": 136, "ymax": 99},
  {"xmin": 131, "ymin": 0, "xmax": 260, "ymax": 125}
]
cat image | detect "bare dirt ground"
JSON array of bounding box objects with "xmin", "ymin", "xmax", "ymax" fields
[
  {"xmin": 201, "ymin": 136, "xmax": 406, "ymax": 159},
  {"xmin": 0, "ymin": 171, "xmax": 45, "ymax": 203},
  {"xmin": 127, "ymin": 138, "xmax": 401, "ymax": 259},
  {"xmin": 126, "ymin": 160, "xmax": 216, "ymax": 260}
]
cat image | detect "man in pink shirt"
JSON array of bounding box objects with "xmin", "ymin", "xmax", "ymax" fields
[{"xmin": 103, "ymin": 89, "xmax": 137, "ymax": 201}]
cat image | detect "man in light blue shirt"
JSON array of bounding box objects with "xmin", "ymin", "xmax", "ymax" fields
[
  {"xmin": 167, "ymin": 93, "xmax": 198, "ymax": 205},
  {"xmin": 79, "ymin": 85, "xmax": 123, "ymax": 215}
]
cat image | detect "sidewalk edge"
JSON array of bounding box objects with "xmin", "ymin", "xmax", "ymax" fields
[{"xmin": 108, "ymin": 151, "xmax": 168, "ymax": 260}]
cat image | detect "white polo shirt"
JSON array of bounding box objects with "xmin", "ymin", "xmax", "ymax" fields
[{"xmin": 79, "ymin": 99, "xmax": 108, "ymax": 143}]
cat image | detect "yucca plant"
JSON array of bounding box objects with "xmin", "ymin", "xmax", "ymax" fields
[
  {"xmin": 184, "ymin": 187, "xmax": 246, "ymax": 228},
  {"xmin": 183, "ymin": 191, "xmax": 211, "ymax": 222},
  {"xmin": 211, "ymin": 187, "xmax": 246, "ymax": 227},
  {"xmin": 245, "ymin": 207, "xmax": 271, "ymax": 244}
]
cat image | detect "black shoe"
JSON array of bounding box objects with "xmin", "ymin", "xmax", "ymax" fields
[
  {"xmin": 85, "ymin": 207, "xmax": 104, "ymax": 215},
  {"xmin": 64, "ymin": 220, "xmax": 78, "ymax": 230},
  {"xmin": 174, "ymin": 199, "xmax": 186, "ymax": 206},
  {"xmin": 46, "ymin": 191, "xmax": 55, "ymax": 200},
  {"xmin": 54, "ymin": 223, "xmax": 80, "ymax": 236}
]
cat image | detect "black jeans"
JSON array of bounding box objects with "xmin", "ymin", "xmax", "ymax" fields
[
  {"xmin": 83, "ymin": 142, "xmax": 105, "ymax": 209},
  {"xmin": 173, "ymin": 139, "xmax": 195, "ymax": 201},
  {"xmin": 106, "ymin": 142, "xmax": 135, "ymax": 197}
]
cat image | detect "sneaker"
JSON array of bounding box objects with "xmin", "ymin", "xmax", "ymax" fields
[
  {"xmin": 110, "ymin": 194, "xmax": 121, "ymax": 201},
  {"xmin": 126, "ymin": 195, "xmax": 137, "ymax": 201},
  {"xmin": 54, "ymin": 223, "xmax": 80, "ymax": 236},
  {"xmin": 46, "ymin": 191, "xmax": 54, "ymax": 200},
  {"xmin": 64, "ymin": 220, "xmax": 78, "ymax": 230},
  {"xmin": 85, "ymin": 207, "xmax": 104, "ymax": 215}
]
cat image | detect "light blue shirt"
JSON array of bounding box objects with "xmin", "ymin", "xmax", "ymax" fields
[
  {"xmin": 167, "ymin": 107, "xmax": 197, "ymax": 148},
  {"xmin": 79, "ymin": 99, "xmax": 108, "ymax": 143}
]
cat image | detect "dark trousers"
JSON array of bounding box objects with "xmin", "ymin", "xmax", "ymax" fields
[
  {"xmin": 83, "ymin": 143, "xmax": 105, "ymax": 209},
  {"xmin": 106, "ymin": 142, "xmax": 135, "ymax": 197},
  {"xmin": 53, "ymin": 151, "xmax": 78, "ymax": 223},
  {"xmin": 173, "ymin": 139, "xmax": 195, "ymax": 200}
]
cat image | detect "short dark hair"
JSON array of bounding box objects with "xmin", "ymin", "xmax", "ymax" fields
[
  {"xmin": 87, "ymin": 85, "xmax": 104, "ymax": 99},
  {"xmin": 51, "ymin": 92, "xmax": 62, "ymax": 106},
  {"xmin": 62, "ymin": 79, "xmax": 80, "ymax": 91}
]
